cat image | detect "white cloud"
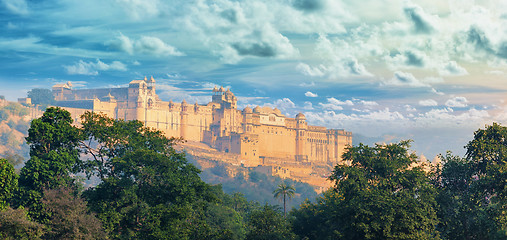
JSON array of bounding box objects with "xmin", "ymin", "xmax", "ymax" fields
[
  {"xmin": 360, "ymin": 100, "xmax": 379, "ymax": 106},
  {"xmin": 386, "ymin": 48, "xmax": 428, "ymax": 69},
  {"xmin": 115, "ymin": 0, "xmax": 162, "ymax": 20},
  {"xmin": 384, "ymin": 71, "xmax": 430, "ymax": 87},
  {"xmin": 305, "ymin": 91, "xmax": 318, "ymax": 97},
  {"xmin": 438, "ymin": 61, "xmax": 469, "ymax": 76},
  {"xmin": 430, "ymin": 88, "xmax": 445, "ymax": 96},
  {"xmin": 299, "ymin": 81, "xmax": 315, "ymax": 87},
  {"xmin": 64, "ymin": 59, "xmax": 127, "ymax": 75},
  {"xmin": 296, "ymin": 63, "xmax": 325, "ymax": 77},
  {"xmin": 318, "ymin": 97, "xmax": 357, "ymax": 111},
  {"xmin": 319, "ymin": 103, "xmax": 343, "ymax": 111},
  {"xmin": 303, "ymin": 101, "xmax": 314, "ymax": 110},
  {"xmin": 2, "ymin": 0, "xmax": 28, "ymax": 15},
  {"xmin": 265, "ymin": 98, "xmax": 297, "ymax": 114},
  {"xmin": 405, "ymin": 104, "xmax": 417, "ymax": 112},
  {"xmin": 445, "ymin": 96, "xmax": 469, "ymax": 108},
  {"xmin": 419, "ymin": 99, "xmax": 438, "ymax": 106},
  {"xmin": 403, "ymin": 1, "xmax": 439, "ymax": 34},
  {"xmin": 328, "ymin": 98, "xmax": 354, "ymax": 106},
  {"xmin": 108, "ymin": 34, "xmax": 184, "ymax": 56}
]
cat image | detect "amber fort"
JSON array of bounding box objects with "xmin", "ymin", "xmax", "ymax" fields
[{"xmin": 50, "ymin": 77, "xmax": 353, "ymax": 190}]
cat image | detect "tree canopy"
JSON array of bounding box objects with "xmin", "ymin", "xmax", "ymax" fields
[
  {"xmin": 293, "ymin": 141, "xmax": 440, "ymax": 240},
  {"xmin": 27, "ymin": 88, "xmax": 55, "ymax": 107},
  {"xmin": 16, "ymin": 107, "xmax": 82, "ymax": 222},
  {"xmin": 6, "ymin": 108, "xmax": 507, "ymax": 239}
]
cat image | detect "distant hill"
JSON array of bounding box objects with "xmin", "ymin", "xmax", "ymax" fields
[
  {"xmin": 186, "ymin": 154, "xmax": 318, "ymax": 211},
  {"xmin": 0, "ymin": 99, "xmax": 33, "ymax": 167}
]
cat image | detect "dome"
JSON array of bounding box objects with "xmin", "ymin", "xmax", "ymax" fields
[
  {"xmin": 253, "ymin": 106, "xmax": 262, "ymax": 113},
  {"xmin": 243, "ymin": 106, "xmax": 253, "ymax": 113},
  {"xmin": 296, "ymin": 113, "xmax": 306, "ymax": 120},
  {"xmin": 219, "ymin": 86, "xmax": 225, "ymax": 92}
]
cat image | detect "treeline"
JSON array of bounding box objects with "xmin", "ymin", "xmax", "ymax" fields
[
  {"xmin": 0, "ymin": 107, "xmax": 296, "ymax": 239},
  {"xmin": 0, "ymin": 107, "xmax": 506, "ymax": 239}
]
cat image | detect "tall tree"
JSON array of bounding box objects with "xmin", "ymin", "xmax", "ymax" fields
[
  {"xmin": 455, "ymin": 123, "xmax": 507, "ymax": 238},
  {"xmin": 27, "ymin": 88, "xmax": 55, "ymax": 108},
  {"xmin": 42, "ymin": 187, "xmax": 105, "ymax": 239},
  {"xmin": 272, "ymin": 182, "xmax": 295, "ymax": 217},
  {"xmin": 0, "ymin": 207, "xmax": 45, "ymax": 239},
  {"xmin": 328, "ymin": 141, "xmax": 440, "ymax": 239},
  {"xmin": 16, "ymin": 107, "xmax": 82, "ymax": 222},
  {"xmin": 434, "ymin": 152, "xmax": 502, "ymax": 239},
  {"xmin": 0, "ymin": 159, "xmax": 17, "ymax": 210},
  {"xmin": 80, "ymin": 112, "xmax": 216, "ymax": 239},
  {"xmin": 246, "ymin": 204, "xmax": 296, "ymax": 240}
]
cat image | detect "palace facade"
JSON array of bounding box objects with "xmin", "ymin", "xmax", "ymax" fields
[{"xmin": 52, "ymin": 77, "xmax": 352, "ymax": 168}]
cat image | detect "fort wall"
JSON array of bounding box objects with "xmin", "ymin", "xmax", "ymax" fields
[{"xmin": 51, "ymin": 77, "xmax": 352, "ymax": 188}]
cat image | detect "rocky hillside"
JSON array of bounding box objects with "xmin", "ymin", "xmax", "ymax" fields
[{"xmin": 0, "ymin": 99, "xmax": 35, "ymax": 167}]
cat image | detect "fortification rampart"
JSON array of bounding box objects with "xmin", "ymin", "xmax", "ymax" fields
[{"xmin": 49, "ymin": 77, "xmax": 352, "ymax": 190}]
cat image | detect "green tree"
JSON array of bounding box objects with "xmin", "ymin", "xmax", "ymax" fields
[
  {"xmin": 291, "ymin": 189, "xmax": 343, "ymax": 240},
  {"xmin": 434, "ymin": 152, "xmax": 502, "ymax": 239},
  {"xmin": 0, "ymin": 159, "xmax": 18, "ymax": 210},
  {"xmin": 272, "ymin": 182, "xmax": 295, "ymax": 217},
  {"xmin": 246, "ymin": 204, "xmax": 296, "ymax": 240},
  {"xmin": 16, "ymin": 107, "xmax": 82, "ymax": 222},
  {"xmin": 27, "ymin": 88, "xmax": 54, "ymax": 108},
  {"xmin": 327, "ymin": 141, "xmax": 440, "ymax": 240},
  {"xmin": 435, "ymin": 122, "xmax": 507, "ymax": 239},
  {"xmin": 0, "ymin": 207, "xmax": 45, "ymax": 239},
  {"xmin": 80, "ymin": 112, "xmax": 216, "ymax": 239},
  {"xmin": 41, "ymin": 187, "xmax": 105, "ymax": 239}
]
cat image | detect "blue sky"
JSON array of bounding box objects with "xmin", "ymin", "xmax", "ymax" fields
[{"xmin": 2, "ymin": 0, "xmax": 507, "ymax": 158}]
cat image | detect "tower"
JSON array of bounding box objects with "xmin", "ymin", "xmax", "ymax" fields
[
  {"xmin": 295, "ymin": 113, "xmax": 308, "ymax": 162},
  {"xmin": 212, "ymin": 86, "xmax": 237, "ymax": 109}
]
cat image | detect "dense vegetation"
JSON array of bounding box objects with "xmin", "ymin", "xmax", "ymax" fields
[
  {"xmin": 196, "ymin": 160, "xmax": 318, "ymax": 210},
  {"xmin": 0, "ymin": 107, "xmax": 506, "ymax": 239}
]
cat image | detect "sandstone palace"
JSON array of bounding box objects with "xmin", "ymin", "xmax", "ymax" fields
[{"xmin": 52, "ymin": 77, "xmax": 352, "ymax": 187}]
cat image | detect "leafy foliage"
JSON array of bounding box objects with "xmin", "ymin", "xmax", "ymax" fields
[
  {"xmin": 0, "ymin": 207, "xmax": 45, "ymax": 240},
  {"xmin": 246, "ymin": 205, "xmax": 296, "ymax": 240},
  {"xmin": 42, "ymin": 187, "xmax": 105, "ymax": 239},
  {"xmin": 80, "ymin": 112, "xmax": 217, "ymax": 239},
  {"xmin": 273, "ymin": 182, "xmax": 295, "ymax": 217},
  {"xmin": 198, "ymin": 162, "xmax": 317, "ymax": 210},
  {"xmin": 293, "ymin": 141, "xmax": 440, "ymax": 240},
  {"xmin": 0, "ymin": 159, "xmax": 17, "ymax": 210},
  {"xmin": 434, "ymin": 123, "xmax": 507, "ymax": 239},
  {"xmin": 17, "ymin": 107, "xmax": 83, "ymax": 222},
  {"xmin": 27, "ymin": 88, "xmax": 55, "ymax": 108}
]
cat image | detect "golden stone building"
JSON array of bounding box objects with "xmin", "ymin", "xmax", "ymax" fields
[{"xmin": 52, "ymin": 77, "xmax": 352, "ymax": 170}]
